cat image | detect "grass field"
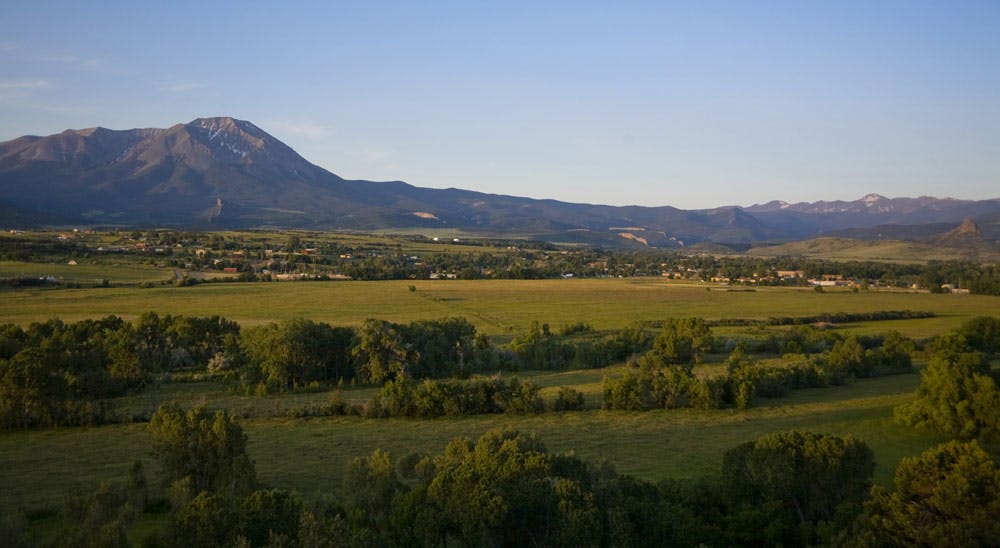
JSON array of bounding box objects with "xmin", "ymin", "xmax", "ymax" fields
[
  {"xmin": 3, "ymin": 278, "xmax": 998, "ymax": 337},
  {"xmin": 0, "ymin": 276, "xmax": 990, "ymax": 530},
  {"xmin": 0, "ymin": 371, "xmax": 938, "ymax": 513},
  {"xmin": 0, "ymin": 260, "xmax": 173, "ymax": 285}
]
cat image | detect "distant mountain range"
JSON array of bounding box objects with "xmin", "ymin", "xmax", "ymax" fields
[{"xmin": 2, "ymin": 117, "xmax": 999, "ymax": 248}]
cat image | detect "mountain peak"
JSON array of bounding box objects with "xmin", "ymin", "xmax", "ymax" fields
[
  {"xmin": 862, "ymin": 193, "xmax": 886, "ymax": 204},
  {"xmin": 949, "ymin": 217, "xmax": 982, "ymax": 237},
  {"xmin": 189, "ymin": 116, "xmax": 257, "ymax": 134}
]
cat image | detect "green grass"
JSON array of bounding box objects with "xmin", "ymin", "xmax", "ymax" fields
[
  {"xmin": 0, "ymin": 372, "xmax": 939, "ymax": 513},
  {"xmin": 0, "ymin": 260, "xmax": 172, "ymax": 285},
  {"xmin": 3, "ymin": 278, "xmax": 998, "ymax": 337},
  {"xmin": 0, "ymin": 277, "xmax": 986, "ymax": 522}
]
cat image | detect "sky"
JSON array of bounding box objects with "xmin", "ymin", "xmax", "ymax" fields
[{"xmin": 1, "ymin": 1, "xmax": 998, "ymax": 209}]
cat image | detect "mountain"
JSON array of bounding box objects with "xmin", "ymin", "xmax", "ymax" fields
[{"xmin": 3, "ymin": 117, "xmax": 1000, "ymax": 247}]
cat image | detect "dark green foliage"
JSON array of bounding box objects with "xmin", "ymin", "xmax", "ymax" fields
[
  {"xmin": 722, "ymin": 431, "xmax": 875, "ymax": 545},
  {"xmin": 863, "ymin": 331, "xmax": 914, "ymax": 375},
  {"xmin": 603, "ymin": 364, "xmax": 705, "ymax": 410},
  {"xmin": 368, "ymin": 376, "xmax": 543, "ymax": 418},
  {"xmin": 132, "ymin": 312, "xmax": 240, "ymax": 372},
  {"xmin": 58, "ymin": 481, "xmax": 134, "ymax": 548},
  {"xmin": 0, "ymin": 313, "xmax": 245, "ymax": 429},
  {"xmin": 0, "ymin": 317, "xmax": 126, "ymax": 429},
  {"xmin": 167, "ymin": 491, "xmax": 236, "ymax": 548},
  {"xmin": 845, "ymin": 440, "xmax": 1000, "ymax": 546},
  {"xmin": 401, "ymin": 317, "xmax": 477, "ymax": 378},
  {"xmin": 551, "ymin": 386, "xmax": 587, "ymax": 411},
  {"xmin": 826, "ymin": 335, "xmax": 865, "ymax": 378},
  {"xmin": 147, "ymin": 403, "xmax": 257, "ymax": 498},
  {"xmin": 239, "ymin": 489, "xmax": 303, "ymax": 547},
  {"xmin": 895, "ymin": 341, "xmax": 1000, "ymax": 439},
  {"xmin": 358, "ymin": 428, "xmax": 676, "ymax": 547},
  {"xmin": 352, "ymin": 319, "xmax": 410, "ymax": 383},
  {"xmin": 352, "ymin": 317, "xmax": 477, "ymax": 382},
  {"xmin": 764, "ymin": 310, "xmax": 935, "ymax": 326},
  {"xmin": 646, "ymin": 318, "xmax": 713, "ymax": 365},
  {"xmin": 242, "ymin": 318, "xmax": 354, "ymax": 390},
  {"xmin": 510, "ymin": 320, "xmax": 651, "ymax": 371},
  {"xmin": 957, "ymin": 316, "xmax": 1000, "ymax": 357},
  {"xmin": 510, "ymin": 321, "xmax": 570, "ymax": 370}
]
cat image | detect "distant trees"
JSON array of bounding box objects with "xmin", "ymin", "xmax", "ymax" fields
[
  {"xmin": 242, "ymin": 319, "xmax": 354, "ymax": 390},
  {"xmin": 367, "ymin": 376, "xmax": 543, "ymax": 418},
  {"xmin": 645, "ymin": 318, "xmax": 713, "ymax": 366},
  {"xmin": 351, "ymin": 317, "xmax": 479, "ymax": 383},
  {"xmin": 0, "ymin": 314, "xmax": 242, "ymax": 429}
]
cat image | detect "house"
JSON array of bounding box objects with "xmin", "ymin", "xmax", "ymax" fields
[{"xmin": 776, "ymin": 270, "xmax": 805, "ymax": 279}]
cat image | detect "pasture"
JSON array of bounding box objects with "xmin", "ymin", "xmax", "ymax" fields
[
  {"xmin": 0, "ymin": 371, "xmax": 938, "ymax": 512},
  {"xmin": 3, "ymin": 278, "xmax": 998, "ymax": 337},
  {"xmin": 0, "ymin": 277, "xmax": 993, "ymax": 520}
]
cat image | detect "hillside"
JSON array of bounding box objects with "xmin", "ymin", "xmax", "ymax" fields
[
  {"xmin": 3, "ymin": 117, "xmax": 1000, "ymax": 247},
  {"xmin": 747, "ymin": 236, "xmax": 1000, "ymax": 263}
]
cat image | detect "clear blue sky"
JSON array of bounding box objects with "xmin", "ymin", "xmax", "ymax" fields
[{"xmin": 1, "ymin": 1, "xmax": 998, "ymax": 208}]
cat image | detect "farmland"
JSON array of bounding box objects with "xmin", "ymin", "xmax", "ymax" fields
[
  {"xmin": 2, "ymin": 237, "xmax": 999, "ymax": 545},
  {"xmin": 2, "ymin": 278, "xmax": 994, "ymax": 509},
  {"xmin": 2, "ymin": 278, "xmax": 996, "ymax": 337}
]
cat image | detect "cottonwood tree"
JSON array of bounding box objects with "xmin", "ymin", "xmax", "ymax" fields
[{"xmin": 147, "ymin": 403, "xmax": 257, "ymax": 499}]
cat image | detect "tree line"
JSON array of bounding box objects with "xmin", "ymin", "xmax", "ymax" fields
[{"xmin": 1, "ymin": 311, "xmax": 952, "ymax": 428}]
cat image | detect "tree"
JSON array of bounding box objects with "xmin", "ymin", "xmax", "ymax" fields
[
  {"xmin": 0, "ymin": 349, "xmax": 63, "ymax": 428},
  {"xmin": 647, "ymin": 318, "xmax": 713, "ymax": 366},
  {"xmin": 867, "ymin": 331, "xmax": 914, "ymax": 373},
  {"xmin": 895, "ymin": 348, "xmax": 1000, "ymax": 439},
  {"xmin": 826, "ymin": 336, "xmax": 865, "ymax": 378},
  {"xmin": 239, "ymin": 489, "xmax": 303, "ymax": 547},
  {"xmin": 148, "ymin": 403, "xmax": 257, "ymax": 498},
  {"xmin": 848, "ymin": 440, "xmax": 1000, "ymax": 546},
  {"xmin": 402, "ymin": 317, "xmax": 477, "ymax": 378},
  {"xmin": 423, "ymin": 429, "xmax": 602, "ymax": 546},
  {"xmin": 242, "ymin": 319, "xmax": 354, "ymax": 390},
  {"xmin": 722, "ymin": 431, "xmax": 874, "ymax": 544},
  {"xmin": 168, "ymin": 491, "xmax": 236, "ymax": 548},
  {"xmin": 957, "ymin": 316, "xmax": 1000, "ymax": 357},
  {"xmin": 352, "ymin": 319, "xmax": 411, "ymax": 383}
]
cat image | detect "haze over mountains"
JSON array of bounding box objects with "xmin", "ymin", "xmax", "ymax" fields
[{"xmin": 2, "ymin": 117, "xmax": 999, "ymax": 248}]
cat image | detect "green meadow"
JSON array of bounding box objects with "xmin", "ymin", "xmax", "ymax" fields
[
  {"xmin": 0, "ymin": 370, "xmax": 940, "ymax": 512},
  {"xmin": 0, "ymin": 278, "xmax": 994, "ymax": 517},
  {"xmin": 3, "ymin": 278, "xmax": 997, "ymax": 337}
]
